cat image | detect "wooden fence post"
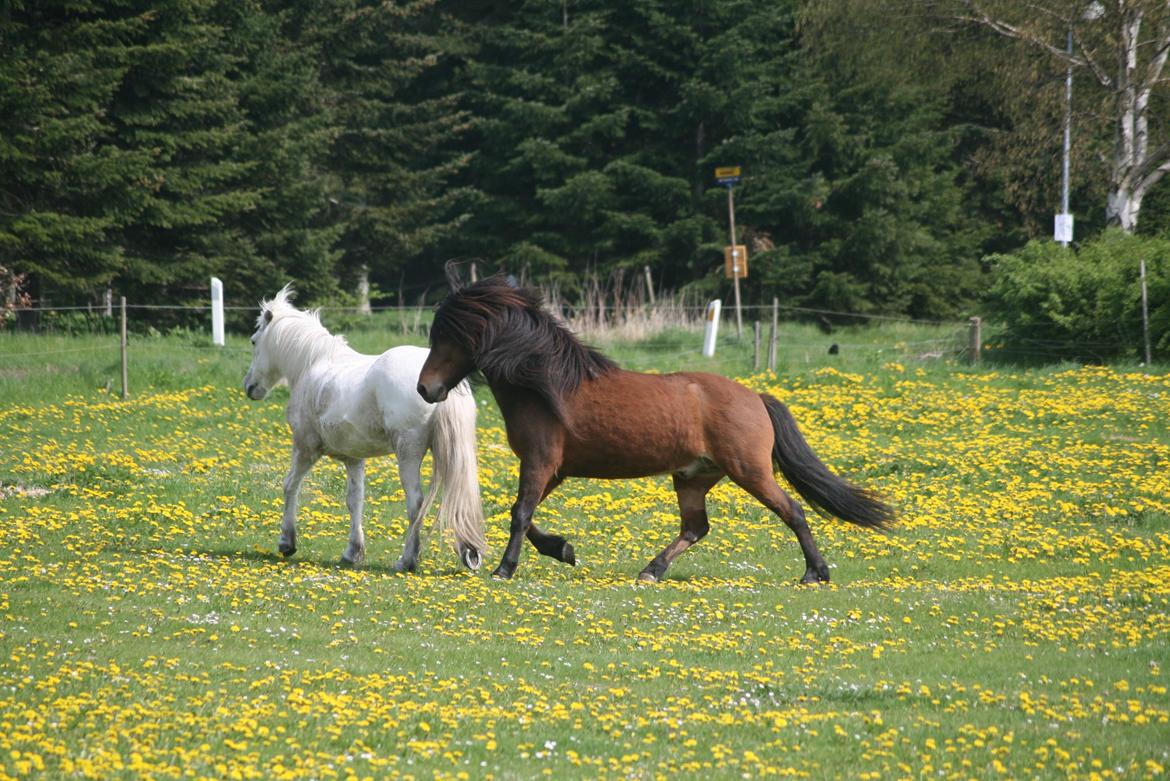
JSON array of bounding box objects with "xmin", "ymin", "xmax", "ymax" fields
[
  {"xmin": 120, "ymin": 296, "xmax": 129, "ymax": 399},
  {"xmin": 753, "ymin": 321, "xmax": 761, "ymax": 371},
  {"xmin": 967, "ymin": 316, "xmax": 982, "ymax": 366},
  {"xmin": 768, "ymin": 297, "xmax": 778, "ymax": 371}
]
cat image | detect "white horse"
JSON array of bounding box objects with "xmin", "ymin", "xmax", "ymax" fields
[{"xmin": 243, "ymin": 286, "xmax": 486, "ymax": 571}]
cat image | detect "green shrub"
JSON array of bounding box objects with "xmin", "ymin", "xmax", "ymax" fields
[{"xmin": 984, "ymin": 230, "xmax": 1169, "ymax": 363}]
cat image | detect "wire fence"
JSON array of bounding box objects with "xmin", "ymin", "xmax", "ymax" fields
[
  {"xmin": 0, "ymin": 304, "xmax": 976, "ymax": 395},
  {"xmin": 2, "ymin": 296, "xmax": 1159, "ymax": 369}
]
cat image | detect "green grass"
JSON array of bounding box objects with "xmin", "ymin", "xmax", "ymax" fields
[{"xmin": 1, "ymin": 322, "xmax": 1168, "ymax": 780}]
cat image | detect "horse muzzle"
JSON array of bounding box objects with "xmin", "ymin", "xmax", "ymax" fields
[
  {"xmin": 245, "ymin": 382, "xmax": 267, "ymax": 401},
  {"xmin": 417, "ymin": 381, "xmax": 448, "ymax": 404}
]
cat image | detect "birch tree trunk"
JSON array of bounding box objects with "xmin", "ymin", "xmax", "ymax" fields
[
  {"xmin": 957, "ymin": 0, "xmax": 1170, "ymax": 233},
  {"xmin": 357, "ymin": 264, "xmax": 372, "ymax": 315}
]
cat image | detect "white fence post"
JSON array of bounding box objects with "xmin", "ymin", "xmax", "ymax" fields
[
  {"xmin": 210, "ymin": 277, "xmax": 225, "ymax": 347},
  {"xmin": 702, "ymin": 300, "xmax": 722, "ymax": 357}
]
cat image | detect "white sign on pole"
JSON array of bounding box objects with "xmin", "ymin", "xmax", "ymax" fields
[
  {"xmin": 210, "ymin": 277, "xmax": 225, "ymax": 347},
  {"xmin": 702, "ymin": 299, "xmax": 722, "ymax": 357},
  {"xmin": 1054, "ymin": 213, "xmax": 1074, "ymax": 244}
]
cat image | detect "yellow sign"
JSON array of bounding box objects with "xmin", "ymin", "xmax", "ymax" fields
[
  {"xmin": 715, "ymin": 166, "xmax": 741, "ymax": 181},
  {"xmin": 723, "ymin": 245, "xmax": 748, "ymax": 279}
]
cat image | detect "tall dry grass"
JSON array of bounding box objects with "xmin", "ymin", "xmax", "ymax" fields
[{"xmin": 542, "ymin": 272, "xmax": 699, "ymax": 341}]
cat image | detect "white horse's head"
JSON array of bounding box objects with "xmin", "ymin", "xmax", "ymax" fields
[{"xmin": 244, "ymin": 285, "xmax": 296, "ymax": 400}]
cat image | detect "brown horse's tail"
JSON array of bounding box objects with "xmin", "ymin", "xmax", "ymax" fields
[{"xmin": 760, "ymin": 393, "xmax": 894, "ymax": 529}]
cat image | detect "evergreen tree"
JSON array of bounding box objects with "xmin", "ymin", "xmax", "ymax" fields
[
  {"xmin": 449, "ymin": 0, "xmax": 723, "ymax": 290},
  {"xmin": 109, "ymin": 0, "xmax": 263, "ymax": 307},
  {"xmin": 229, "ymin": 0, "xmax": 341, "ymax": 306},
  {"xmin": 0, "ymin": 1, "xmax": 148, "ymax": 300},
  {"xmin": 706, "ymin": 1, "xmax": 987, "ymax": 317},
  {"xmin": 316, "ymin": 0, "xmax": 476, "ymax": 300}
]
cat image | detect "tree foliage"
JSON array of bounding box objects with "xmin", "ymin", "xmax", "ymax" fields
[
  {"xmin": 3, "ymin": 0, "xmax": 1165, "ymax": 324},
  {"xmin": 985, "ymin": 230, "xmax": 1170, "ymax": 361}
]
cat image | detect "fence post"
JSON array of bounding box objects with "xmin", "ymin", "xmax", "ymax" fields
[
  {"xmin": 1140, "ymin": 259, "xmax": 1152, "ymax": 365},
  {"xmin": 644, "ymin": 265, "xmax": 655, "ymax": 305},
  {"xmin": 967, "ymin": 316, "xmax": 982, "ymax": 365},
  {"xmin": 120, "ymin": 296, "xmax": 129, "ymax": 399},
  {"xmin": 753, "ymin": 321, "xmax": 761, "ymax": 371},
  {"xmin": 702, "ymin": 300, "xmax": 722, "ymax": 357},
  {"xmin": 210, "ymin": 277, "xmax": 224, "ymax": 346},
  {"xmin": 768, "ymin": 297, "xmax": 778, "ymax": 371}
]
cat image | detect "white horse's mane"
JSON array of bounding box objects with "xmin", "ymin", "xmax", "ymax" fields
[{"xmin": 259, "ymin": 285, "xmax": 352, "ymax": 384}]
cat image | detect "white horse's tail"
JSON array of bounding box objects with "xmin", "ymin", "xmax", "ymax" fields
[{"xmin": 420, "ymin": 380, "xmax": 488, "ymax": 566}]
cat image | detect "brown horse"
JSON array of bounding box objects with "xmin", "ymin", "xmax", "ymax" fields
[{"xmin": 417, "ymin": 275, "xmax": 894, "ymax": 583}]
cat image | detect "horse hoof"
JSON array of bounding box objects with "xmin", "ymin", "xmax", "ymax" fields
[
  {"xmin": 637, "ymin": 571, "xmax": 659, "ymax": 583},
  {"xmin": 799, "ymin": 570, "xmax": 830, "ymax": 585},
  {"xmin": 491, "ymin": 566, "xmax": 514, "ymax": 580},
  {"xmin": 279, "ymin": 544, "xmax": 296, "ymax": 557},
  {"xmin": 461, "ymin": 547, "xmax": 482, "ymax": 571},
  {"xmin": 340, "ymin": 553, "xmax": 365, "ymax": 568},
  {"xmin": 392, "ymin": 559, "xmax": 416, "ymax": 574},
  {"xmin": 561, "ymin": 542, "xmax": 577, "ymax": 566}
]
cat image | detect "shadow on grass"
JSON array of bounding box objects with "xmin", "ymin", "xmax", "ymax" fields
[{"xmin": 107, "ymin": 542, "xmax": 479, "ymax": 578}]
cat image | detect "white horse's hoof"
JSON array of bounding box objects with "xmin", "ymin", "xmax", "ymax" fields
[
  {"xmin": 392, "ymin": 559, "xmax": 416, "ymax": 574},
  {"xmin": 461, "ymin": 547, "xmax": 482, "ymax": 571},
  {"xmin": 340, "ymin": 551, "xmax": 365, "ymax": 568}
]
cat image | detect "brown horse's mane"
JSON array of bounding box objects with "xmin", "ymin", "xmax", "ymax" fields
[{"xmin": 432, "ymin": 277, "xmax": 617, "ymax": 418}]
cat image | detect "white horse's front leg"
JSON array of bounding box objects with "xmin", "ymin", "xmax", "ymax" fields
[
  {"xmin": 393, "ymin": 442, "xmax": 426, "ymax": 573},
  {"xmin": 280, "ymin": 445, "xmax": 317, "ymax": 557},
  {"xmin": 341, "ymin": 458, "xmax": 367, "ymax": 567}
]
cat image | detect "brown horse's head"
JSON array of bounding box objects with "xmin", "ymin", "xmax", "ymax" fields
[
  {"xmin": 417, "ymin": 276, "xmax": 616, "ymax": 412},
  {"xmin": 417, "ymin": 276, "xmax": 513, "ymax": 402},
  {"xmin": 417, "ymin": 327, "xmax": 475, "ymax": 403}
]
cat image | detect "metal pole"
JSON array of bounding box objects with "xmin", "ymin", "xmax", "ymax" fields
[
  {"xmin": 727, "ymin": 184, "xmax": 743, "ymax": 338},
  {"xmin": 120, "ymin": 296, "xmax": 129, "ymax": 399},
  {"xmin": 1140, "ymin": 259, "xmax": 1152, "ymax": 364},
  {"xmin": 1060, "ymin": 27, "xmax": 1072, "ymax": 246}
]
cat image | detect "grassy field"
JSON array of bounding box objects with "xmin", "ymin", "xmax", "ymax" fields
[{"xmin": 0, "ymin": 319, "xmax": 1168, "ymax": 780}]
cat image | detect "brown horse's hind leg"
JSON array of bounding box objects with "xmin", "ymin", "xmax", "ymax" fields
[
  {"xmin": 728, "ymin": 466, "xmax": 831, "ymax": 584},
  {"xmin": 528, "ymin": 523, "xmax": 576, "ymax": 565},
  {"xmin": 638, "ymin": 469, "xmax": 723, "ymax": 583}
]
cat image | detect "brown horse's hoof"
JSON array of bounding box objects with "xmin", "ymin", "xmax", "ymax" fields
[
  {"xmin": 279, "ymin": 544, "xmax": 296, "ymax": 557},
  {"xmin": 491, "ymin": 566, "xmax": 514, "ymax": 580},
  {"xmin": 561, "ymin": 542, "xmax": 577, "ymax": 566},
  {"xmin": 799, "ymin": 567, "xmax": 830, "ymax": 584},
  {"xmin": 636, "ymin": 571, "xmax": 659, "ymax": 583}
]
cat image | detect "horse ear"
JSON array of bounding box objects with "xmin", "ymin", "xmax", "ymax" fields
[
  {"xmin": 264, "ymin": 309, "xmax": 273, "ymax": 324},
  {"xmin": 444, "ymin": 259, "xmax": 464, "ymax": 292}
]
